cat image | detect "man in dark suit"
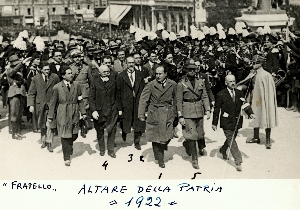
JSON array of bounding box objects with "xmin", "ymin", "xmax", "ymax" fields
[
  {"xmin": 27, "ymin": 62, "xmax": 60, "ymax": 152},
  {"xmin": 143, "ymin": 51, "xmax": 159, "ymax": 82},
  {"xmin": 117, "ymin": 57, "xmax": 146, "ymax": 150},
  {"xmin": 49, "ymin": 50, "xmax": 66, "ymax": 80},
  {"xmin": 89, "ymin": 65, "xmax": 118, "ymax": 158},
  {"xmin": 133, "ymin": 52, "xmax": 149, "ymax": 81},
  {"xmin": 212, "ymin": 75, "xmax": 255, "ymax": 171}
]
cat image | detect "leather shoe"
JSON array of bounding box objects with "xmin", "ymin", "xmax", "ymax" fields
[
  {"xmin": 199, "ymin": 148, "xmax": 206, "ymax": 156},
  {"xmin": 183, "ymin": 141, "xmax": 191, "ymax": 156},
  {"xmin": 81, "ymin": 131, "xmax": 86, "ymax": 138},
  {"xmin": 16, "ymin": 133, "xmax": 25, "ymax": 138},
  {"xmin": 100, "ymin": 151, "xmax": 105, "ymax": 156},
  {"xmin": 47, "ymin": 143, "xmax": 53, "ymax": 152},
  {"xmin": 219, "ymin": 148, "xmax": 229, "ymax": 160},
  {"xmin": 65, "ymin": 160, "xmax": 71, "ymax": 166},
  {"xmin": 12, "ymin": 134, "xmax": 22, "ymax": 140},
  {"xmin": 108, "ymin": 151, "xmax": 116, "ymax": 158},
  {"xmin": 236, "ymin": 164, "xmax": 242, "ymax": 171},
  {"xmin": 134, "ymin": 144, "xmax": 141, "ymax": 150},
  {"xmin": 266, "ymin": 143, "xmax": 272, "ymax": 149},
  {"xmin": 192, "ymin": 160, "xmax": 199, "ymax": 169},
  {"xmin": 159, "ymin": 163, "xmax": 165, "ymax": 168},
  {"xmin": 41, "ymin": 142, "xmax": 47, "ymax": 148},
  {"xmin": 246, "ymin": 138, "xmax": 260, "ymax": 144}
]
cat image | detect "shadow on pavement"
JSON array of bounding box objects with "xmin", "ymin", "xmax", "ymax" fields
[{"xmin": 72, "ymin": 142, "xmax": 97, "ymax": 159}]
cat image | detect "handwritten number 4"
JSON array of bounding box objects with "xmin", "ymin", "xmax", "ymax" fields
[{"xmin": 102, "ymin": 161, "xmax": 108, "ymax": 170}]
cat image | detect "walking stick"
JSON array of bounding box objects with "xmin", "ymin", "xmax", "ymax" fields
[{"xmin": 222, "ymin": 76, "xmax": 253, "ymax": 173}]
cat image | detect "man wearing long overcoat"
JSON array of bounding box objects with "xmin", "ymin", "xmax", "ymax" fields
[
  {"xmin": 27, "ymin": 62, "xmax": 60, "ymax": 152},
  {"xmin": 117, "ymin": 57, "xmax": 146, "ymax": 150},
  {"xmin": 48, "ymin": 65, "xmax": 86, "ymax": 166},
  {"xmin": 89, "ymin": 65, "xmax": 118, "ymax": 158},
  {"xmin": 138, "ymin": 66, "xmax": 177, "ymax": 168},
  {"xmin": 248, "ymin": 54, "xmax": 278, "ymax": 149}
]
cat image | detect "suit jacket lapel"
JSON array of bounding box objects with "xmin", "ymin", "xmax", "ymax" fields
[
  {"xmin": 154, "ymin": 79, "xmax": 164, "ymax": 92},
  {"xmin": 122, "ymin": 71, "xmax": 133, "ymax": 89},
  {"xmin": 69, "ymin": 82, "xmax": 76, "ymax": 99},
  {"xmin": 61, "ymin": 81, "xmax": 70, "ymax": 97},
  {"xmin": 226, "ymin": 88, "xmax": 235, "ymax": 106},
  {"xmin": 46, "ymin": 74, "xmax": 54, "ymax": 90},
  {"xmin": 161, "ymin": 80, "xmax": 172, "ymax": 95},
  {"xmin": 134, "ymin": 71, "xmax": 142, "ymax": 93},
  {"xmin": 37, "ymin": 74, "xmax": 47, "ymax": 88}
]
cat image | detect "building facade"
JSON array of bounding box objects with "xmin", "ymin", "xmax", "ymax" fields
[
  {"xmin": 108, "ymin": 0, "xmax": 206, "ymax": 34},
  {"xmin": 0, "ymin": 0, "xmax": 96, "ymax": 27}
]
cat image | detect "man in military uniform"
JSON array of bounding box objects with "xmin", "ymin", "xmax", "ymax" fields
[
  {"xmin": 177, "ymin": 60, "xmax": 211, "ymax": 169},
  {"xmin": 6, "ymin": 55, "xmax": 28, "ymax": 140},
  {"xmin": 69, "ymin": 50, "xmax": 93, "ymax": 138}
]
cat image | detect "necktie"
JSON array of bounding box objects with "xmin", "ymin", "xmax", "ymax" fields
[
  {"xmin": 231, "ymin": 90, "xmax": 235, "ymax": 103},
  {"xmin": 128, "ymin": 70, "xmax": 134, "ymax": 84},
  {"xmin": 45, "ymin": 76, "xmax": 48, "ymax": 83},
  {"xmin": 55, "ymin": 64, "xmax": 60, "ymax": 71},
  {"xmin": 67, "ymin": 83, "xmax": 70, "ymax": 91}
]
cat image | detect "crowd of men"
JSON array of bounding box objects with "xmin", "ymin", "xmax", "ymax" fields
[{"xmin": 0, "ymin": 22, "xmax": 299, "ymax": 171}]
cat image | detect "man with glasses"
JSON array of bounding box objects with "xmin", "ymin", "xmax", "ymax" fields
[
  {"xmin": 177, "ymin": 60, "xmax": 211, "ymax": 169},
  {"xmin": 70, "ymin": 50, "xmax": 93, "ymax": 138},
  {"xmin": 27, "ymin": 62, "xmax": 60, "ymax": 152},
  {"xmin": 116, "ymin": 57, "xmax": 146, "ymax": 150}
]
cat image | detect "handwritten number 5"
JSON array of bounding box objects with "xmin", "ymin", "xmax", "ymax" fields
[
  {"xmin": 136, "ymin": 196, "xmax": 144, "ymax": 208},
  {"xmin": 154, "ymin": 197, "xmax": 161, "ymax": 207},
  {"xmin": 145, "ymin": 197, "xmax": 153, "ymax": 206}
]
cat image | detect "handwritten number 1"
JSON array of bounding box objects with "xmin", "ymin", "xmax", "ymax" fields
[
  {"xmin": 145, "ymin": 197, "xmax": 153, "ymax": 206},
  {"xmin": 136, "ymin": 196, "xmax": 144, "ymax": 208},
  {"xmin": 125, "ymin": 197, "xmax": 133, "ymax": 207},
  {"xmin": 154, "ymin": 197, "xmax": 161, "ymax": 207}
]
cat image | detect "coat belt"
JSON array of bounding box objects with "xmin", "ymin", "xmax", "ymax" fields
[{"xmin": 183, "ymin": 98, "xmax": 201, "ymax": 103}]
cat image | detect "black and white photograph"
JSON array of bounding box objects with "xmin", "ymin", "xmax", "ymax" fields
[{"xmin": 0, "ymin": 0, "xmax": 300, "ymax": 209}]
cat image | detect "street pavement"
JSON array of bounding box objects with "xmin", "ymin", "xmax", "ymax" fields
[{"xmin": 1, "ymin": 103, "xmax": 300, "ymax": 180}]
